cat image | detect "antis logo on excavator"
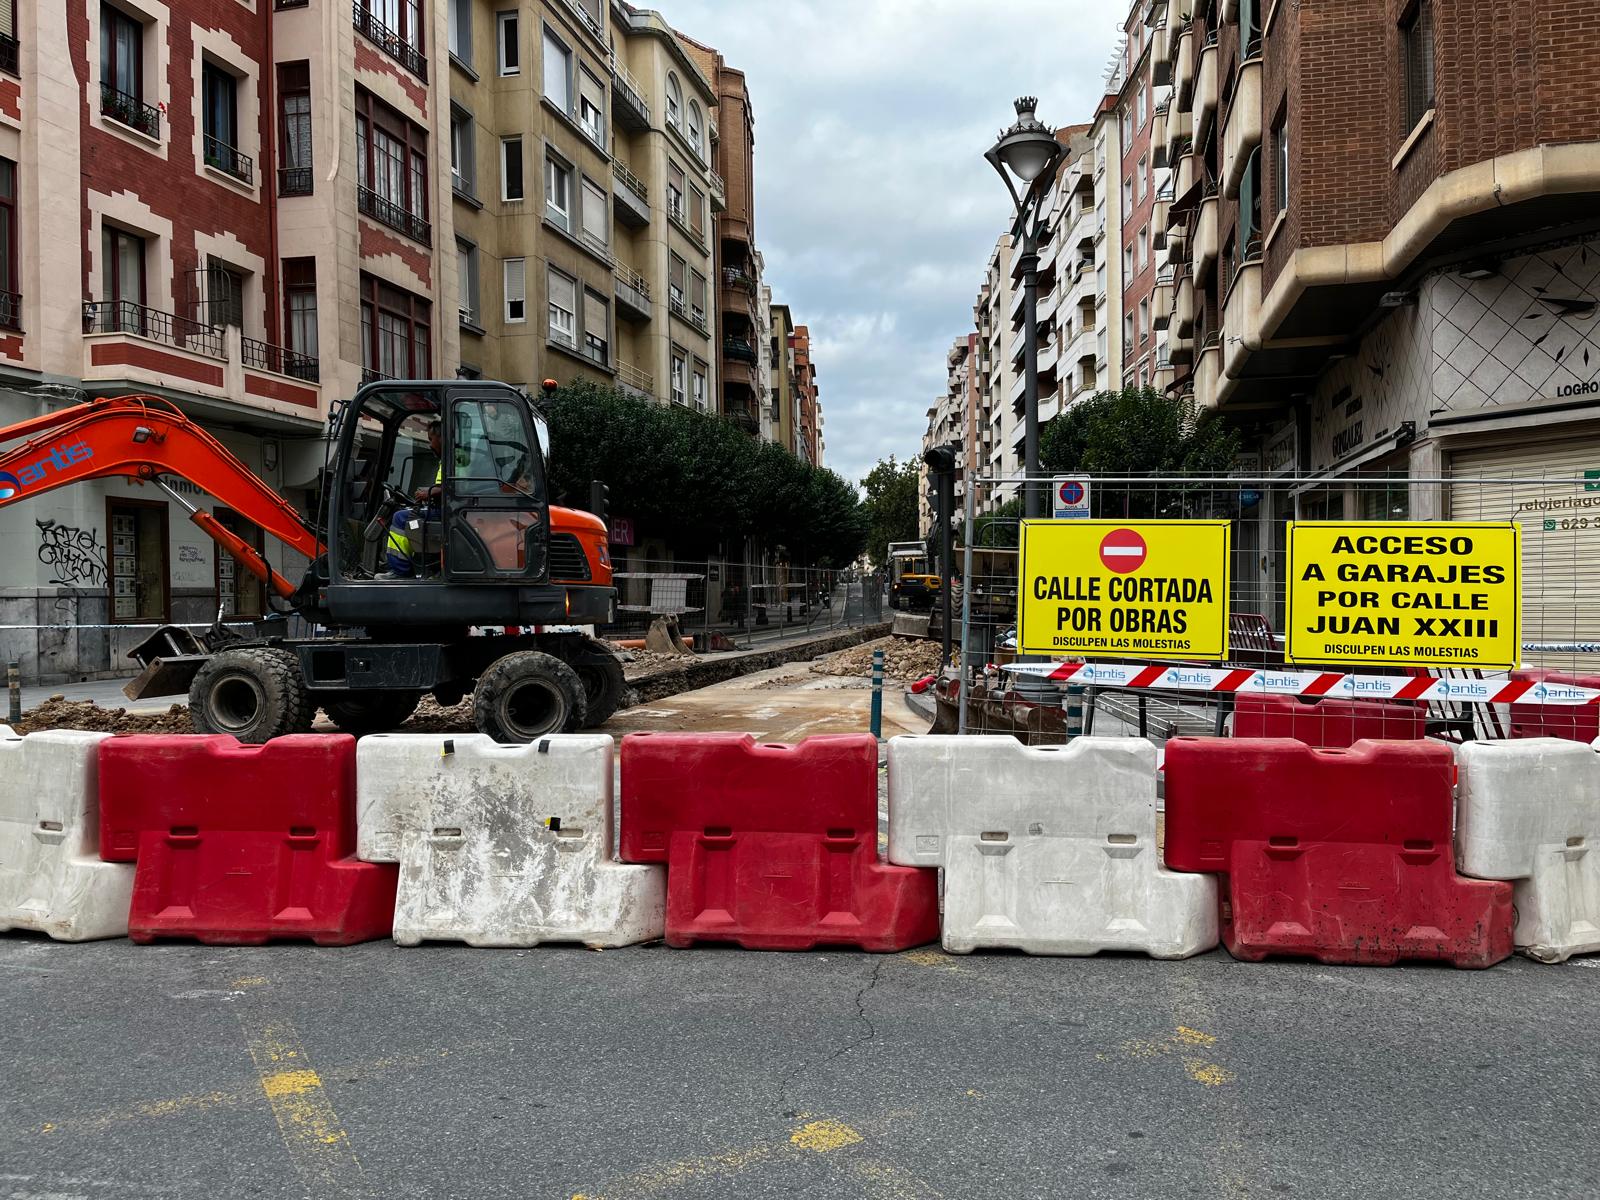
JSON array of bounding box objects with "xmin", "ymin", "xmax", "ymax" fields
[{"xmin": 0, "ymin": 441, "xmax": 95, "ymax": 501}]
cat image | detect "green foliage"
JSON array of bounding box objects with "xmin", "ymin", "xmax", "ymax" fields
[
  {"xmin": 1038, "ymin": 386, "xmax": 1242, "ymax": 517},
  {"xmin": 962, "ymin": 496, "xmax": 1023, "ymax": 549},
  {"xmin": 858, "ymin": 456, "xmax": 921, "ymax": 567},
  {"xmin": 541, "ymin": 378, "xmax": 867, "ymax": 566}
]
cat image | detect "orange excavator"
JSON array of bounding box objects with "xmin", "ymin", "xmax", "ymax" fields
[{"xmin": 0, "ymin": 379, "xmax": 625, "ymax": 742}]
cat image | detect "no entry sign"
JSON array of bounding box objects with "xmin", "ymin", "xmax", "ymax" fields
[{"xmin": 1017, "ymin": 519, "xmax": 1232, "ymax": 661}]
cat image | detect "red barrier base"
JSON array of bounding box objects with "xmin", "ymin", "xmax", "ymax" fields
[
  {"xmin": 1164, "ymin": 737, "xmax": 1512, "ymax": 969},
  {"xmin": 100, "ymin": 735, "xmax": 396, "ymax": 946},
  {"xmin": 620, "ymin": 733, "xmax": 939, "ymax": 952}
]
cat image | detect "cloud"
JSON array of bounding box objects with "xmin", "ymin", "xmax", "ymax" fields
[{"xmin": 657, "ymin": 0, "xmax": 1120, "ymax": 484}]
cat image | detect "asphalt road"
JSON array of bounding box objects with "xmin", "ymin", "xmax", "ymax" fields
[{"xmin": 3, "ymin": 929, "xmax": 1598, "ymax": 1200}]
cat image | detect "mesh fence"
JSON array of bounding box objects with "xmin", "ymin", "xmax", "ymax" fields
[{"xmin": 941, "ymin": 470, "xmax": 1600, "ymax": 747}]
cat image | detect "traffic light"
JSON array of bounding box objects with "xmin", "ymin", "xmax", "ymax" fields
[
  {"xmin": 589, "ymin": 480, "xmax": 610, "ymax": 525},
  {"xmin": 922, "ymin": 444, "xmax": 957, "ymax": 474}
]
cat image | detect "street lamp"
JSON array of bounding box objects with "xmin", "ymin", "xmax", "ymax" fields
[{"xmin": 987, "ymin": 96, "xmax": 1064, "ymax": 520}]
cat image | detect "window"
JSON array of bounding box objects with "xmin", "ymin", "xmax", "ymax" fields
[
  {"xmin": 1137, "ymin": 155, "xmax": 1148, "ymax": 201},
  {"xmin": 670, "ymin": 348, "xmax": 687, "ymax": 404},
  {"xmin": 100, "ymin": 4, "xmax": 142, "ymax": 102},
  {"xmin": 692, "ymin": 360, "xmax": 707, "ymax": 411},
  {"xmin": 547, "ymin": 267, "xmax": 576, "ymax": 347},
  {"xmin": 667, "ymin": 160, "xmax": 685, "ymax": 223},
  {"xmin": 666, "ymin": 73, "xmax": 682, "ymax": 128},
  {"xmin": 214, "ymin": 509, "xmax": 265, "ymax": 619},
  {"xmin": 101, "ymin": 225, "xmax": 145, "ymax": 309},
  {"xmin": 1095, "ymin": 262, "xmax": 1107, "ymax": 297},
  {"xmin": 689, "ymin": 185, "xmax": 705, "ymax": 239},
  {"xmin": 578, "ymin": 69, "xmax": 605, "ymax": 148},
  {"xmin": 668, "ymin": 253, "xmax": 687, "ymax": 316},
  {"xmin": 360, "ymin": 273, "xmax": 431, "ymax": 379},
  {"xmin": 1122, "ymin": 243, "xmax": 1134, "ymax": 277},
  {"xmin": 501, "ymin": 136, "xmax": 523, "ymax": 201},
  {"xmin": 689, "ymin": 270, "xmax": 707, "ymax": 329},
  {"xmin": 580, "ymin": 178, "xmax": 607, "ymax": 254},
  {"xmin": 1137, "ymin": 226, "xmax": 1148, "ymax": 268},
  {"xmin": 357, "ymin": 0, "xmax": 425, "ymax": 58},
  {"xmin": 0, "ymin": 159, "xmax": 17, "ymax": 325},
  {"xmin": 1138, "ymin": 298, "xmax": 1150, "ymax": 344},
  {"xmin": 283, "ymin": 257, "xmax": 317, "ymax": 361},
  {"xmin": 456, "ymin": 239, "xmax": 478, "ymax": 326},
  {"xmin": 450, "ymin": 106, "xmax": 475, "ymax": 195},
  {"xmin": 1124, "ymin": 312, "xmax": 1135, "ymax": 347},
  {"xmin": 496, "ymin": 11, "xmax": 518, "ymax": 75},
  {"xmin": 504, "ymin": 257, "xmax": 526, "ymax": 322},
  {"xmin": 448, "ymin": 0, "xmax": 470, "ymax": 67},
  {"xmin": 1272, "ymin": 106, "xmax": 1288, "ymax": 216},
  {"xmin": 545, "ymin": 154, "xmax": 571, "ymax": 228},
  {"xmin": 687, "ymin": 101, "xmax": 703, "ymax": 157},
  {"xmin": 1241, "ymin": 0, "xmax": 1261, "ymax": 49},
  {"xmin": 1400, "ymin": 0, "xmax": 1434, "ymax": 133},
  {"xmin": 543, "ymin": 28, "xmax": 571, "ymax": 112},
  {"xmin": 583, "ymin": 287, "xmax": 608, "ymax": 365},
  {"xmin": 204, "ymin": 257, "xmax": 244, "ymax": 328},
  {"xmin": 1122, "ymin": 177, "xmax": 1133, "ymax": 217},
  {"xmin": 1136, "ymin": 85, "xmax": 1147, "ymax": 128},
  {"xmin": 1240, "ymin": 147, "xmax": 1263, "ymax": 248},
  {"xmin": 278, "ymin": 62, "xmax": 312, "ymax": 195},
  {"xmin": 355, "ymin": 88, "xmax": 429, "ymax": 238},
  {"xmin": 1119, "ymin": 107, "xmax": 1130, "ymax": 144},
  {"xmin": 109, "ymin": 501, "xmax": 168, "ymax": 623},
  {"xmin": 201, "ymin": 63, "xmax": 248, "ymax": 181}
]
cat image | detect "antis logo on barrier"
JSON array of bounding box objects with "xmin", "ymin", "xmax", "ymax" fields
[
  {"xmin": 1352, "ymin": 677, "xmax": 1395, "ymax": 693},
  {"xmin": 0, "ymin": 442, "xmax": 95, "ymax": 501},
  {"xmin": 1073, "ymin": 664, "xmax": 1125, "ymax": 682},
  {"xmin": 1260, "ymin": 673, "xmax": 1302, "ymax": 690},
  {"xmin": 1433, "ymin": 679, "xmax": 1491, "ymax": 698},
  {"xmin": 1164, "ymin": 669, "xmax": 1212, "ymax": 686},
  {"xmin": 1532, "ymin": 682, "xmax": 1590, "ymax": 702}
]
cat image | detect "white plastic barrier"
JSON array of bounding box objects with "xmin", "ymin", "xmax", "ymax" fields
[
  {"xmin": 886, "ymin": 735, "xmax": 1217, "ymax": 957},
  {"xmin": 0, "ymin": 727, "xmax": 131, "ymax": 941},
  {"xmin": 356, "ymin": 733, "xmax": 664, "ymax": 947},
  {"xmin": 1456, "ymin": 738, "xmax": 1600, "ymax": 963}
]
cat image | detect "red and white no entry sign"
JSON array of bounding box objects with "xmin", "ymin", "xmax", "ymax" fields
[{"xmin": 1099, "ymin": 527, "xmax": 1147, "ymax": 574}]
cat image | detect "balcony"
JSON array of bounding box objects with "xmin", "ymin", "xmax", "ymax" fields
[
  {"xmin": 0, "ymin": 291, "xmax": 19, "ymax": 331},
  {"xmin": 1175, "ymin": 146, "xmax": 1197, "ymax": 199},
  {"xmin": 1173, "ymin": 271, "xmax": 1195, "ymax": 338},
  {"xmin": 241, "ymin": 335, "xmax": 319, "ymax": 382},
  {"xmin": 1194, "ymin": 189, "xmax": 1219, "ymax": 281},
  {"xmin": 1194, "ymin": 30, "xmax": 1220, "ymax": 144},
  {"xmin": 0, "ymin": 33, "xmax": 17, "ymax": 78},
  {"xmin": 709, "ymin": 168, "xmax": 726, "ymax": 213},
  {"xmin": 100, "ymin": 84, "xmax": 161, "ymax": 140},
  {"xmin": 614, "ymin": 266, "xmax": 652, "ymax": 323},
  {"xmin": 1222, "ymin": 257, "xmax": 1264, "ymax": 384},
  {"xmin": 1194, "ymin": 336, "xmax": 1222, "ymax": 409},
  {"xmin": 1167, "ymin": 323, "xmax": 1194, "ymax": 367},
  {"xmin": 358, "ymin": 185, "xmax": 431, "ymax": 246},
  {"xmin": 83, "ymin": 300, "xmax": 223, "ymax": 358},
  {"xmin": 722, "ymin": 337, "xmax": 757, "ymax": 365},
  {"xmin": 1152, "ymin": 100, "xmax": 1170, "ymax": 167},
  {"xmin": 1223, "ymin": 57, "xmax": 1265, "ymax": 198},
  {"xmin": 203, "ymin": 134, "xmax": 254, "ymax": 185},
  {"xmin": 1151, "ymin": 22, "xmax": 1173, "ymax": 86},
  {"xmin": 278, "ymin": 165, "xmax": 312, "ymax": 196},
  {"xmin": 611, "ymin": 59, "xmax": 651, "ymax": 132},
  {"xmin": 615, "ymin": 360, "xmax": 655, "ymax": 402},
  {"xmin": 353, "ymin": 1, "xmax": 427, "ymax": 81},
  {"xmin": 612, "ymin": 161, "xmax": 651, "ymax": 228},
  {"xmin": 1172, "ymin": 22, "xmax": 1196, "ymax": 109},
  {"xmin": 1165, "ymin": 104, "xmax": 1192, "ymax": 169},
  {"xmin": 1152, "ymin": 267, "xmax": 1175, "ymax": 330},
  {"xmin": 1164, "ymin": 220, "xmax": 1188, "ymax": 266},
  {"xmin": 1152, "ymin": 192, "xmax": 1171, "ymax": 249},
  {"xmin": 556, "ymin": 0, "xmax": 605, "ymax": 44}
]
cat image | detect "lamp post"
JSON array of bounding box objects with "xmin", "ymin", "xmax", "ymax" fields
[{"xmin": 987, "ymin": 97, "xmax": 1065, "ymax": 520}]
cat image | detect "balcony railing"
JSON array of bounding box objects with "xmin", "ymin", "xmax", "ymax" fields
[
  {"xmin": 558, "ymin": 0, "xmax": 605, "ymax": 42},
  {"xmin": 274, "ymin": 0, "xmax": 309, "ymax": 9},
  {"xmin": 203, "ymin": 134, "xmax": 254, "ymax": 184},
  {"xmin": 721, "ymin": 267, "xmax": 756, "ymax": 293},
  {"xmin": 0, "ymin": 34, "xmax": 18, "ymax": 78},
  {"xmin": 361, "ymin": 367, "xmax": 394, "ymax": 385},
  {"xmin": 612, "ymin": 160, "xmax": 648, "ymax": 203},
  {"xmin": 100, "ymin": 83, "xmax": 161, "ymax": 140},
  {"xmin": 610, "ymin": 59, "xmax": 651, "ymax": 129},
  {"xmin": 242, "ymin": 335, "xmax": 320, "ymax": 382},
  {"xmin": 358, "ymin": 185, "xmax": 431, "ymax": 245},
  {"xmin": 723, "ymin": 338, "xmax": 757, "ymax": 365},
  {"xmin": 0, "ymin": 291, "xmax": 19, "ymax": 331},
  {"xmin": 82, "ymin": 300, "xmax": 224, "ymax": 359},
  {"xmin": 278, "ymin": 165, "xmax": 313, "ymax": 196},
  {"xmin": 352, "ymin": 1, "xmax": 427, "ymax": 81},
  {"xmin": 615, "ymin": 360, "xmax": 653, "ymax": 397}
]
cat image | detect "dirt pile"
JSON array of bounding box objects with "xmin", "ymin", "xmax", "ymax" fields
[
  {"xmin": 810, "ymin": 636, "xmax": 944, "ymax": 681},
  {"xmin": 11, "ymin": 697, "xmax": 193, "ymax": 735}
]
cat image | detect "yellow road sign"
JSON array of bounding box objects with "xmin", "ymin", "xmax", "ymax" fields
[
  {"xmin": 1285, "ymin": 522, "xmax": 1521, "ymax": 667},
  {"xmin": 1017, "ymin": 520, "xmax": 1232, "ymax": 660}
]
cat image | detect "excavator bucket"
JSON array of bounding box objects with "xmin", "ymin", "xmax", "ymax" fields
[{"xmin": 122, "ymin": 626, "xmax": 210, "ymax": 701}]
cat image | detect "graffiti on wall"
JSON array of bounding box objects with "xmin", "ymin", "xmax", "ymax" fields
[{"xmin": 36, "ymin": 519, "xmax": 108, "ymax": 586}]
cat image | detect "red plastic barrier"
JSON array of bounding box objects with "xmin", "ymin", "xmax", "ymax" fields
[
  {"xmin": 619, "ymin": 733, "xmax": 939, "ymax": 951},
  {"xmin": 99, "ymin": 735, "xmax": 396, "ymax": 945},
  {"xmin": 1508, "ymin": 669, "xmax": 1600, "ymax": 742},
  {"xmin": 1163, "ymin": 738, "xmax": 1512, "ymax": 968},
  {"xmin": 1231, "ymin": 693, "xmax": 1425, "ymax": 747}
]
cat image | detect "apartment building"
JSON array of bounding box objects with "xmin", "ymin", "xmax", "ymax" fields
[
  {"xmin": 769, "ymin": 299, "xmax": 796, "ymax": 453},
  {"xmin": 791, "ymin": 322, "xmax": 819, "ymax": 465},
  {"xmin": 1114, "ymin": 2, "xmax": 1168, "ymax": 390},
  {"xmin": 918, "ymin": 332, "xmax": 978, "ymax": 534},
  {"xmin": 971, "ymin": 236, "xmax": 1016, "ymax": 508},
  {"xmin": 1152, "ymin": 0, "xmax": 1600, "ymax": 617}
]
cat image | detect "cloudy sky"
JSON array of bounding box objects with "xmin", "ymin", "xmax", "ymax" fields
[{"xmin": 659, "ymin": 0, "xmax": 1118, "ymax": 487}]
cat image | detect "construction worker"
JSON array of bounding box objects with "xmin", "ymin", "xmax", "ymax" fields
[{"xmin": 384, "ymin": 420, "xmax": 443, "ymax": 577}]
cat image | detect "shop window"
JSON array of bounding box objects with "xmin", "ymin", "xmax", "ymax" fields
[{"xmin": 108, "ymin": 500, "xmax": 168, "ymax": 622}]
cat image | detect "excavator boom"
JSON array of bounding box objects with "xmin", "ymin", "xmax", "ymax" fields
[{"xmin": 0, "ymin": 394, "xmax": 321, "ymax": 598}]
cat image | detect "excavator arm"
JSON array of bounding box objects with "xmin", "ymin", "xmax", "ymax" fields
[{"xmin": 0, "ymin": 394, "xmax": 323, "ymax": 599}]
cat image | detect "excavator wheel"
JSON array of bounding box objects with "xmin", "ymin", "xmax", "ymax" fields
[
  {"xmin": 188, "ymin": 647, "xmax": 313, "ymax": 744},
  {"xmin": 472, "ymin": 651, "xmax": 587, "ymax": 744},
  {"xmin": 322, "ymin": 692, "xmax": 422, "ymax": 736},
  {"xmin": 567, "ymin": 635, "xmax": 628, "ymax": 728}
]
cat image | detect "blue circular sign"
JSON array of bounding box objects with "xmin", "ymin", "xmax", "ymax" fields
[{"xmin": 1058, "ymin": 480, "xmax": 1085, "ymax": 505}]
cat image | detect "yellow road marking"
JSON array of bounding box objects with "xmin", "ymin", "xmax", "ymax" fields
[
  {"xmin": 1110, "ymin": 1025, "xmax": 1235, "ymax": 1087},
  {"xmin": 897, "ymin": 949, "xmax": 967, "ymax": 973},
  {"xmin": 790, "ymin": 1120, "xmax": 863, "ymax": 1152},
  {"xmin": 238, "ymin": 1016, "xmax": 363, "ymax": 1187}
]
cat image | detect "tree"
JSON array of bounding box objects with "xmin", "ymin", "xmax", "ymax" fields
[
  {"xmin": 859, "ymin": 456, "xmax": 921, "ymax": 567},
  {"xmin": 540, "ymin": 377, "xmax": 866, "ymax": 566},
  {"xmin": 1038, "ymin": 386, "xmax": 1241, "ymax": 517}
]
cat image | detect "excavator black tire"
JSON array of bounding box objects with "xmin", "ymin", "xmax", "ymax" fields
[
  {"xmin": 473, "ymin": 650, "xmax": 587, "ymax": 743},
  {"xmin": 188, "ymin": 646, "xmax": 314, "ymax": 743},
  {"xmin": 322, "ymin": 692, "xmax": 423, "ymax": 736},
  {"xmin": 567, "ymin": 635, "xmax": 628, "ymax": 728}
]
